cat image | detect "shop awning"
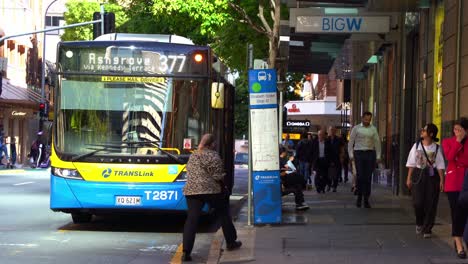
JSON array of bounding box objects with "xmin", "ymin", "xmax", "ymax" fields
[{"xmin": 0, "ymin": 79, "xmax": 42, "ymax": 108}]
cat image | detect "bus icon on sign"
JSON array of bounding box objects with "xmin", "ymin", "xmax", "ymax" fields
[{"xmin": 258, "ymin": 71, "xmax": 267, "ymax": 81}]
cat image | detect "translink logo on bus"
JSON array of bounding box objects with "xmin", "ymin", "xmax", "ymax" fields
[{"xmin": 102, "ymin": 168, "xmax": 154, "ymax": 178}]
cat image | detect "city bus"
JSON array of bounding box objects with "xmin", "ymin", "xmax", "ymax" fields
[{"xmin": 50, "ymin": 34, "xmax": 234, "ymax": 223}]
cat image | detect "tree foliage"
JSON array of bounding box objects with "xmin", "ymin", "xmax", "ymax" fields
[{"xmin": 62, "ymin": 0, "xmax": 127, "ymax": 41}]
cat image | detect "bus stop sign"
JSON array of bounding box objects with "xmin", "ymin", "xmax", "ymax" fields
[{"xmin": 248, "ymin": 69, "xmax": 281, "ymax": 224}]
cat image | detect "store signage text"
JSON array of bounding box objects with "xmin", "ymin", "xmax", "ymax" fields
[
  {"xmin": 11, "ymin": 111, "xmax": 26, "ymax": 116},
  {"xmin": 286, "ymin": 120, "xmax": 310, "ymax": 127},
  {"xmin": 296, "ymin": 16, "xmax": 390, "ymax": 33}
]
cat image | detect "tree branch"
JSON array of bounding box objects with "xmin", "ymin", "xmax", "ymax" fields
[
  {"xmin": 228, "ymin": 2, "xmax": 268, "ymax": 36},
  {"xmin": 258, "ymin": 3, "xmax": 272, "ymax": 36}
]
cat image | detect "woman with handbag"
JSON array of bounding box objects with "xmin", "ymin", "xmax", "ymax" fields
[
  {"xmin": 182, "ymin": 133, "xmax": 241, "ymax": 262},
  {"xmin": 442, "ymin": 118, "xmax": 468, "ymax": 259},
  {"xmin": 406, "ymin": 123, "xmax": 445, "ymax": 239}
]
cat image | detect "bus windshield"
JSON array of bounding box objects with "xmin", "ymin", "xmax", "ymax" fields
[{"xmin": 54, "ymin": 75, "xmax": 210, "ymax": 160}]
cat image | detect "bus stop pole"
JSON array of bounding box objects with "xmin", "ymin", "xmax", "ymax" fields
[{"xmin": 247, "ymin": 43, "xmax": 253, "ymax": 226}]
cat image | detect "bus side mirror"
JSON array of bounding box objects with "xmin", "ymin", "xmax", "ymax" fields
[{"xmin": 211, "ymin": 82, "xmax": 224, "ymax": 109}]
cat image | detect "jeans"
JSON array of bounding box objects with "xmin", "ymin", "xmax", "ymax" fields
[
  {"xmin": 0, "ymin": 144, "xmax": 8, "ymax": 160},
  {"xmin": 298, "ymin": 161, "xmax": 311, "ymax": 184}
]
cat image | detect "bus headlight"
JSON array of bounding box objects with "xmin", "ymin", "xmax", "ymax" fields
[
  {"xmin": 175, "ymin": 171, "xmax": 187, "ymax": 182},
  {"xmin": 52, "ymin": 167, "xmax": 83, "ymax": 180}
]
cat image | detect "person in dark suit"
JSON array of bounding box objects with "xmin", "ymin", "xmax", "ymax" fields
[
  {"xmin": 312, "ymin": 129, "xmax": 330, "ymax": 193},
  {"xmin": 295, "ymin": 132, "xmax": 315, "ymax": 186},
  {"xmin": 326, "ymin": 126, "xmax": 344, "ymax": 192}
]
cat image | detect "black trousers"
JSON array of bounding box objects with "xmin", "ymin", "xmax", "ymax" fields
[
  {"xmin": 183, "ymin": 193, "xmax": 237, "ymax": 255},
  {"xmin": 411, "ymin": 168, "xmax": 440, "ymax": 234},
  {"xmin": 447, "ymin": 192, "xmax": 468, "ymax": 236},
  {"xmin": 354, "ymin": 150, "xmax": 376, "ymax": 201},
  {"xmin": 315, "ymin": 158, "xmax": 328, "ymax": 192},
  {"xmin": 281, "ymin": 172, "xmax": 305, "ymax": 205},
  {"xmin": 329, "ymin": 163, "xmax": 342, "ymax": 189},
  {"xmin": 343, "ymin": 161, "xmax": 349, "ymax": 182}
]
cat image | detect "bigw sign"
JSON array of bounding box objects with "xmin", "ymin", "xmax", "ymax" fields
[{"xmin": 296, "ymin": 16, "xmax": 390, "ymax": 33}]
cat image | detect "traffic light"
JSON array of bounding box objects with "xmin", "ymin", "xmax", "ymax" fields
[
  {"xmin": 39, "ymin": 102, "xmax": 47, "ymax": 118},
  {"xmin": 93, "ymin": 12, "xmax": 116, "ymax": 39}
]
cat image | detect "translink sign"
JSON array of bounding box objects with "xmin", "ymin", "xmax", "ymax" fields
[{"xmin": 296, "ymin": 16, "xmax": 390, "ymax": 33}]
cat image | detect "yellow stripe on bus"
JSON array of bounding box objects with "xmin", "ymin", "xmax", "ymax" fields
[{"xmin": 74, "ymin": 162, "xmax": 184, "ymax": 182}]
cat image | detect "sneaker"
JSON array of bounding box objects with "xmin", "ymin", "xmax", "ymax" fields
[
  {"xmin": 296, "ymin": 204, "xmax": 309, "ymax": 210},
  {"xmin": 226, "ymin": 241, "xmax": 242, "ymax": 251},
  {"xmin": 415, "ymin": 226, "xmax": 422, "ymax": 234},
  {"xmin": 423, "ymin": 233, "xmax": 432, "ymax": 238}
]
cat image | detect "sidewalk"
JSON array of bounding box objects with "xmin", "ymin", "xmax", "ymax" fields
[{"xmin": 212, "ymin": 182, "xmax": 468, "ymax": 264}]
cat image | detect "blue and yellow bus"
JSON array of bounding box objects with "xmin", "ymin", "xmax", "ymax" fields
[{"xmin": 50, "ymin": 34, "xmax": 234, "ymax": 223}]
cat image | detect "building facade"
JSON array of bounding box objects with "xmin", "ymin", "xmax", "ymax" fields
[{"xmin": 0, "ymin": 0, "xmax": 45, "ymax": 166}]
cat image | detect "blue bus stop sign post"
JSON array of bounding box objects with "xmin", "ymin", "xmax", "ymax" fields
[{"xmin": 248, "ymin": 69, "xmax": 281, "ymax": 224}]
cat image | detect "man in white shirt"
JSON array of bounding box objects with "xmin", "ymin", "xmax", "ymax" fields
[{"xmin": 348, "ymin": 112, "xmax": 381, "ymax": 208}]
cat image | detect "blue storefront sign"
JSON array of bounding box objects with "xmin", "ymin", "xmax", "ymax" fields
[{"xmin": 248, "ymin": 69, "xmax": 281, "ymax": 224}]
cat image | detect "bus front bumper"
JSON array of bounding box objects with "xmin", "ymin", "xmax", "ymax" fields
[{"xmin": 50, "ymin": 175, "xmax": 189, "ymax": 212}]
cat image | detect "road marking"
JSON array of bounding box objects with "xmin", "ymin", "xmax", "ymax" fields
[
  {"xmin": 0, "ymin": 243, "xmax": 38, "ymax": 247},
  {"xmin": 13, "ymin": 182, "xmax": 35, "ymax": 186},
  {"xmin": 0, "ymin": 169, "xmax": 26, "ymax": 175},
  {"xmin": 170, "ymin": 243, "xmax": 183, "ymax": 264}
]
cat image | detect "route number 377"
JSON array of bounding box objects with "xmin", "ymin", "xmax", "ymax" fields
[
  {"xmin": 144, "ymin": 190, "xmax": 179, "ymax": 201},
  {"xmin": 159, "ymin": 55, "xmax": 186, "ymax": 73}
]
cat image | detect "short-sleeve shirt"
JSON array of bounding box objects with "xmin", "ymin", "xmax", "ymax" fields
[{"xmin": 406, "ymin": 142, "xmax": 445, "ymax": 170}]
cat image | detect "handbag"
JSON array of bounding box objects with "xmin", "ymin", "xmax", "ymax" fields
[{"xmin": 458, "ymin": 169, "xmax": 468, "ymax": 209}]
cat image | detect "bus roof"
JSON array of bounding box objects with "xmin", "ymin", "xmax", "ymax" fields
[{"xmin": 95, "ymin": 33, "xmax": 195, "ymax": 45}]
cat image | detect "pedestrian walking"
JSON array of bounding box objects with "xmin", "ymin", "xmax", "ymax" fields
[
  {"xmin": 282, "ymin": 134, "xmax": 295, "ymax": 155},
  {"xmin": 442, "ymin": 117, "xmax": 468, "ymax": 258},
  {"xmin": 348, "ymin": 111, "xmax": 381, "ymax": 208},
  {"xmin": 313, "ymin": 129, "xmax": 330, "ymax": 193},
  {"xmin": 406, "ymin": 123, "xmax": 445, "ymax": 239},
  {"xmin": 326, "ymin": 126, "xmax": 343, "ymax": 192},
  {"xmin": 182, "ymin": 133, "xmax": 241, "ymax": 262},
  {"xmin": 9, "ymin": 137, "xmax": 16, "ymax": 169},
  {"xmin": 340, "ymin": 133, "xmax": 350, "ymax": 183},
  {"xmin": 279, "ymin": 147, "xmax": 309, "ymax": 210},
  {"xmin": 32, "ymin": 131, "xmax": 46, "ymax": 168},
  {"xmin": 0, "ymin": 127, "xmax": 9, "ymax": 166},
  {"xmin": 295, "ymin": 132, "xmax": 314, "ymax": 186}
]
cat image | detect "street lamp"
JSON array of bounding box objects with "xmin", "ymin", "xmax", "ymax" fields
[{"xmin": 41, "ymin": 0, "xmax": 59, "ymax": 104}]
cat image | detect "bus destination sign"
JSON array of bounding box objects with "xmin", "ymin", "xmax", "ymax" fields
[{"xmin": 58, "ymin": 45, "xmax": 208, "ymax": 76}]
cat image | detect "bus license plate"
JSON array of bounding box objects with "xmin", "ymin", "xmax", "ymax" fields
[{"xmin": 115, "ymin": 196, "xmax": 141, "ymax": 206}]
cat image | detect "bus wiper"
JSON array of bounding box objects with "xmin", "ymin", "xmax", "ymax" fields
[
  {"xmin": 124, "ymin": 141, "xmax": 184, "ymax": 164},
  {"xmin": 70, "ymin": 144, "xmax": 123, "ymax": 162}
]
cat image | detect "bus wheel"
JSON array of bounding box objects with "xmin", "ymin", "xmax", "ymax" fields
[{"xmin": 71, "ymin": 213, "xmax": 92, "ymax": 223}]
